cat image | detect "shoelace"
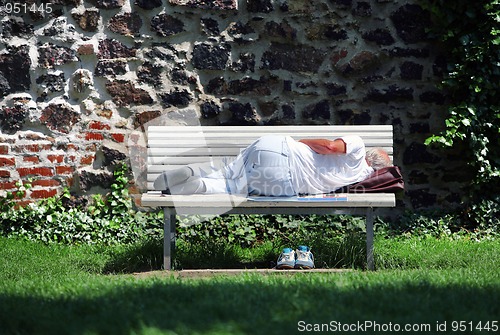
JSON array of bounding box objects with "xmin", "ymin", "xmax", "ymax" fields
[
  {"xmin": 280, "ymin": 253, "xmax": 294, "ymax": 261},
  {"xmin": 296, "ymin": 250, "xmax": 312, "ymax": 261}
]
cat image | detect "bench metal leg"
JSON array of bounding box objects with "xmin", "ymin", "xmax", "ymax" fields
[
  {"xmin": 163, "ymin": 208, "xmax": 176, "ymax": 271},
  {"xmin": 366, "ymin": 207, "xmax": 375, "ymax": 271}
]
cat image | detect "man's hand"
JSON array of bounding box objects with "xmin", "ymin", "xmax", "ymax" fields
[{"xmin": 298, "ymin": 138, "xmax": 346, "ymax": 155}]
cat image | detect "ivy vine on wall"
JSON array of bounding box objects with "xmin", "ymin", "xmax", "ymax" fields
[{"xmin": 424, "ymin": 0, "xmax": 500, "ymax": 211}]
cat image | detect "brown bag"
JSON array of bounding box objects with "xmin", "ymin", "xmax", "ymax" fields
[{"xmin": 341, "ymin": 166, "xmax": 405, "ymax": 193}]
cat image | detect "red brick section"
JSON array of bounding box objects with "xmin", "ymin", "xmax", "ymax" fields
[
  {"xmin": 111, "ymin": 133, "xmax": 125, "ymax": 143},
  {"xmin": 85, "ymin": 132, "xmax": 105, "ymax": 141},
  {"xmin": 31, "ymin": 179, "xmax": 60, "ymax": 187},
  {"xmin": 47, "ymin": 154, "xmax": 64, "ymax": 163},
  {"xmin": 23, "ymin": 156, "xmax": 40, "ymax": 164},
  {"xmin": 0, "ymin": 170, "xmax": 10, "ymax": 178},
  {"xmin": 89, "ymin": 121, "xmax": 111, "ymax": 130},
  {"xmin": 31, "ymin": 189, "xmax": 58, "ymax": 199},
  {"xmin": 14, "ymin": 143, "xmax": 52, "ymax": 153},
  {"xmin": 0, "ymin": 181, "xmax": 16, "ymax": 190},
  {"xmin": 80, "ymin": 155, "xmax": 95, "ymax": 165},
  {"xmin": 0, "ymin": 157, "xmax": 15, "ymax": 167},
  {"xmin": 17, "ymin": 167, "xmax": 54, "ymax": 177},
  {"xmin": 56, "ymin": 166, "xmax": 74, "ymax": 175}
]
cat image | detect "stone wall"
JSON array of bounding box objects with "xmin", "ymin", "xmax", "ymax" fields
[{"xmin": 0, "ymin": 0, "xmax": 467, "ymax": 211}]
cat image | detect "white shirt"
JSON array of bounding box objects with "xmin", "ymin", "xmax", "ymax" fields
[{"xmin": 286, "ymin": 135, "xmax": 374, "ymax": 194}]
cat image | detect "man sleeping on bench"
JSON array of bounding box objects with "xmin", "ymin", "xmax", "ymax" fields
[
  {"xmin": 153, "ymin": 134, "xmax": 392, "ymax": 270},
  {"xmin": 153, "ymin": 135, "xmax": 392, "ymax": 197}
]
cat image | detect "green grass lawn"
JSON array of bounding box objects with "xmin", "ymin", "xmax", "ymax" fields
[{"xmin": 0, "ymin": 236, "xmax": 499, "ymax": 335}]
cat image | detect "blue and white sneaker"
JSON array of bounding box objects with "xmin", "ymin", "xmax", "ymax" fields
[
  {"xmin": 295, "ymin": 246, "xmax": 315, "ymax": 269},
  {"xmin": 276, "ymin": 248, "xmax": 296, "ymax": 269}
]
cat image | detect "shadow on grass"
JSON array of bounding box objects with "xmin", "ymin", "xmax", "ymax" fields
[
  {"xmin": 1, "ymin": 275, "xmax": 499, "ymax": 335},
  {"xmin": 102, "ymin": 232, "xmax": 368, "ymax": 273}
]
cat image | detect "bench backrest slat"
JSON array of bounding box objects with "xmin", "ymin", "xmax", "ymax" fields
[{"xmin": 146, "ymin": 125, "xmax": 393, "ymax": 190}]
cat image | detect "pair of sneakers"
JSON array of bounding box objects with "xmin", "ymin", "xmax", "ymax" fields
[{"xmin": 276, "ymin": 246, "xmax": 315, "ymax": 269}]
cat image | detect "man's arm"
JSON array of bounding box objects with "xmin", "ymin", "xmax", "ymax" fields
[{"xmin": 298, "ymin": 138, "xmax": 346, "ymax": 155}]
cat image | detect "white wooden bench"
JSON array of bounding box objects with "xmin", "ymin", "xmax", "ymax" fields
[{"xmin": 140, "ymin": 125, "xmax": 396, "ymax": 271}]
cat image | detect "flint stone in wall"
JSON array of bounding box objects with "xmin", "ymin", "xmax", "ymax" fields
[
  {"xmin": 409, "ymin": 122, "xmax": 430, "ymax": 134},
  {"xmin": 70, "ymin": 69, "xmax": 94, "ymax": 96},
  {"xmin": 282, "ymin": 104, "xmax": 295, "ymax": 119},
  {"xmin": 362, "ymin": 28, "xmax": 395, "ymax": 46},
  {"xmin": 79, "ymin": 170, "xmax": 113, "ymax": 191},
  {"xmin": 285, "ymin": 0, "xmax": 328, "ymax": 14},
  {"xmin": 36, "ymin": 73, "xmax": 66, "ymax": 93},
  {"xmin": 325, "ymin": 82, "xmax": 347, "ymax": 96},
  {"xmin": 200, "ymin": 101, "xmax": 220, "ymax": 119},
  {"xmin": 95, "ymin": 60, "xmax": 127, "ymax": 76},
  {"xmin": 137, "ymin": 62, "xmax": 163, "ymax": 87},
  {"xmin": 419, "ymin": 91, "xmax": 445, "ymax": 105},
  {"xmin": 365, "ymin": 85, "xmax": 413, "ymax": 103},
  {"xmin": 331, "ymin": 0, "xmax": 353, "ymax": 9},
  {"xmin": 40, "ymin": 103, "xmax": 81, "ymax": 134},
  {"xmin": 338, "ymin": 109, "xmax": 372, "ymax": 125},
  {"xmin": 302, "ymin": 100, "xmax": 330, "ymax": 121},
  {"xmin": 386, "ymin": 47, "xmax": 430, "ymax": 58},
  {"xmin": 38, "ymin": 44, "xmax": 78, "ymax": 68},
  {"xmin": 43, "ymin": 17, "xmax": 78, "ymax": 42},
  {"xmin": 352, "ymin": 1, "xmax": 371, "ymax": 16},
  {"xmin": 109, "ymin": 12, "xmax": 143, "ymax": 36},
  {"xmin": 133, "ymin": 110, "xmax": 162, "ymax": 129},
  {"xmin": 206, "ymin": 77, "xmax": 274, "ymax": 96},
  {"xmin": 151, "ymin": 14, "xmax": 185, "ymax": 37},
  {"xmin": 247, "ymin": 0, "xmax": 274, "ymax": 13},
  {"xmin": 171, "ymin": 68, "xmax": 198, "ymax": 85},
  {"xmin": 201, "ymin": 18, "xmax": 220, "ymax": 36},
  {"xmin": 72, "ymin": 10, "xmax": 100, "ymax": 32},
  {"xmin": 390, "ymin": 4, "xmax": 431, "ymax": 44},
  {"xmin": 170, "ymin": 0, "xmax": 238, "ymax": 10},
  {"xmin": 228, "ymin": 77, "xmax": 275, "ymax": 95},
  {"xmin": 231, "ymin": 53, "xmax": 256, "ymax": 73},
  {"xmin": 338, "ymin": 51, "xmax": 380, "ymax": 76},
  {"xmin": 226, "ymin": 102, "xmax": 259, "ymax": 125},
  {"xmin": 261, "ymin": 43, "xmax": 326, "ymax": 73},
  {"xmin": 135, "ymin": 0, "xmax": 163, "ymax": 10},
  {"xmin": 89, "ymin": 0, "xmax": 125, "ymax": 9},
  {"xmin": 265, "ymin": 21, "xmax": 297, "ymax": 40},
  {"xmin": 102, "ymin": 145, "xmax": 127, "ymax": 167},
  {"xmin": 160, "ymin": 89, "xmax": 193, "ymax": 107},
  {"xmin": 408, "ymin": 170, "xmax": 428, "ymax": 185},
  {"xmin": 0, "ymin": 105, "xmax": 29, "ymax": 134},
  {"xmin": 0, "ymin": 46, "xmax": 31, "ymax": 95},
  {"xmin": 408, "ymin": 189, "xmax": 437, "ymax": 209},
  {"xmin": 259, "ymin": 101, "xmax": 278, "ymax": 117},
  {"xmin": 146, "ymin": 44, "xmax": 177, "ymax": 62},
  {"xmin": 206, "ymin": 77, "xmax": 226, "ymax": 95},
  {"xmin": 400, "ymin": 61, "xmax": 423, "ymax": 80},
  {"xmin": 403, "ymin": 142, "xmax": 440, "ymax": 165},
  {"xmin": 306, "ymin": 24, "xmax": 348, "ymax": 41},
  {"xmin": 105, "ymin": 80, "xmax": 153, "ymax": 106},
  {"xmin": 192, "ymin": 43, "xmax": 230, "ymax": 70},
  {"xmin": 1, "ymin": 18, "xmax": 34, "ymax": 38},
  {"xmin": 227, "ymin": 21, "xmax": 256, "ymax": 42},
  {"xmin": 98, "ymin": 39, "xmax": 136, "ymax": 59}
]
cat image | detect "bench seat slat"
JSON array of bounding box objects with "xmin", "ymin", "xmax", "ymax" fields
[
  {"xmin": 141, "ymin": 193, "xmax": 396, "ymax": 208},
  {"xmin": 147, "ymin": 125, "xmax": 393, "ymax": 133}
]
